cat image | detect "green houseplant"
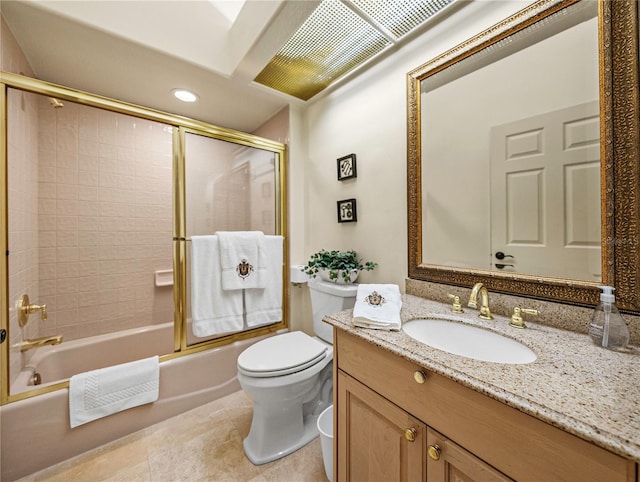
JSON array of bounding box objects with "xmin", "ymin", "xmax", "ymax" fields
[{"xmin": 302, "ymin": 249, "xmax": 377, "ymax": 284}]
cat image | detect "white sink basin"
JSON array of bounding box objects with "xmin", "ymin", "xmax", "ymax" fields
[{"xmin": 402, "ymin": 318, "xmax": 537, "ymax": 364}]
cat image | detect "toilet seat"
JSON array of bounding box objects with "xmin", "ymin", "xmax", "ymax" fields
[{"xmin": 238, "ymin": 332, "xmax": 328, "ymax": 378}]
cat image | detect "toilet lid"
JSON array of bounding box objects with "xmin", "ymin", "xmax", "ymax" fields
[{"xmin": 238, "ymin": 332, "xmax": 328, "ymax": 377}]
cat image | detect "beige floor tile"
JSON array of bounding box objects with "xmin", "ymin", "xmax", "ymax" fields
[
  {"xmin": 20, "ymin": 390, "xmax": 330, "ymax": 482},
  {"xmin": 260, "ymin": 439, "xmax": 328, "ymax": 482},
  {"xmin": 32, "ymin": 431, "xmax": 149, "ymax": 482},
  {"xmin": 102, "ymin": 461, "xmax": 151, "ymax": 482},
  {"xmin": 145, "ymin": 399, "xmax": 236, "ymax": 451}
]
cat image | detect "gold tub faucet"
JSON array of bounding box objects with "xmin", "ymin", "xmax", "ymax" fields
[
  {"xmin": 19, "ymin": 335, "xmax": 62, "ymax": 352},
  {"xmin": 468, "ymin": 283, "xmax": 493, "ymax": 320}
]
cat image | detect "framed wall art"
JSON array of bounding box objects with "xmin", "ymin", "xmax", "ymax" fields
[
  {"xmin": 337, "ymin": 154, "xmax": 357, "ymax": 181},
  {"xmin": 337, "ymin": 198, "xmax": 357, "ymax": 223}
]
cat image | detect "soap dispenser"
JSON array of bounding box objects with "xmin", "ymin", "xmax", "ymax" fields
[{"xmin": 588, "ymin": 286, "xmax": 629, "ymax": 350}]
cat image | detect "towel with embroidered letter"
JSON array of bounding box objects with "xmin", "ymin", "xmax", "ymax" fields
[
  {"xmin": 352, "ymin": 284, "xmax": 402, "ymax": 331},
  {"xmin": 69, "ymin": 356, "xmax": 159, "ymax": 428},
  {"xmin": 245, "ymin": 235, "xmax": 283, "ymax": 327},
  {"xmin": 216, "ymin": 231, "xmax": 266, "ymax": 290},
  {"xmin": 190, "ymin": 235, "xmax": 244, "ymax": 337}
]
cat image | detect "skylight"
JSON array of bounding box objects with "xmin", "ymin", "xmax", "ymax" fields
[{"xmin": 254, "ymin": 0, "xmax": 455, "ymax": 100}]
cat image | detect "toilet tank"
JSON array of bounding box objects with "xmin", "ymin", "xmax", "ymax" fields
[{"xmin": 308, "ymin": 279, "xmax": 358, "ymax": 344}]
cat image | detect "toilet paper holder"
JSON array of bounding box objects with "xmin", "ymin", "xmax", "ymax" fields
[{"xmin": 290, "ymin": 265, "xmax": 310, "ymax": 286}]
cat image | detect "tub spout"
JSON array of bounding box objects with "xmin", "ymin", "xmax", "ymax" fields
[{"xmin": 20, "ymin": 335, "xmax": 63, "ymax": 352}]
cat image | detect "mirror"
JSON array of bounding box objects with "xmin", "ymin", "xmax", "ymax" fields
[{"xmin": 407, "ymin": 0, "xmax": 640, "ymax": 310}]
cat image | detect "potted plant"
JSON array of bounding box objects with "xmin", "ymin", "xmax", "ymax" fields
[{"xmin": 302, "ymin": 249, "xmax": 377, "ymax": 284}]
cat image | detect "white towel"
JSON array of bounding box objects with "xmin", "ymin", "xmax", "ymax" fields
[
  {"xmin": 69, "ymin": 356, "xmax": 159, "ymax": 428},
  {"xmin": 216, "ymin": 231, "xmax": 266, "ymax": 290},
  {"xmin": 352, "ymin": 284, "xmax": 403, "ymax": 331},
  {"xmin": 191, "ymin": 235, "xmax": 243, "ymax": 337},
  {"xmin": 245, "ymin": 235, "xmax": 283, "ymax": 327}
]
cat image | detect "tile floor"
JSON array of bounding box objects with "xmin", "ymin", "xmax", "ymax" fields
[{"xmin": 18, "ymin": 390, "xmax": 329, "ymax": 482}]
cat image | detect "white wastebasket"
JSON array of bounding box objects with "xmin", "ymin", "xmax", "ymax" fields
[{"xmin": 317, "ymin": 404, "xmax": 334, "ymax": 482}]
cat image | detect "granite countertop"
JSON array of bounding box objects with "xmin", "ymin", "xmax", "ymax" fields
[{"xmin": 325, "ymin": 294, "xmax": 640, "ymax": 463}]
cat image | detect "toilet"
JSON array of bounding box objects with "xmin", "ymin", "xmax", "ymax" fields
[{"xmin": 237, "ymin": 278, "xmax": 357, "ymax": 465}]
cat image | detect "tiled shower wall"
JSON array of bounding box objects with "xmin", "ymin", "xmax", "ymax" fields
[
  {"xmin": 34, "ymin": 97, "xmax": 175, "ymax": 344},
  {"xmin": 4, "ymin": 20, "xmax": 173, "ymax": 386},
  {"xmin": 7, "ymin": 90, "xmax": 41, "ymax": 381},
  {"xmin": 3, "ymin": 17, "xmax": 40, "ymax": 383}
]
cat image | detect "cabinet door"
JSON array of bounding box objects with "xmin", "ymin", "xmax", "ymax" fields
[
  {"xmin": 426, "ymin": 428, "xmax": 512, "ymax": 482},
  {"xmin": 337, "ymin": 371, "xmax": 426, "ymax": 482}
]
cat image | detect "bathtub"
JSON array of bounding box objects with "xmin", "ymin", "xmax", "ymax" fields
[{"xmin": 1, "ymin": 322, "xmax": 281, "ymax": 481}]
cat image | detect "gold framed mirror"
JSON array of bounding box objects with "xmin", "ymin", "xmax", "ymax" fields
[{"xmin": 407, "ymin": 0, "xmax": 640, "ymax": 311}]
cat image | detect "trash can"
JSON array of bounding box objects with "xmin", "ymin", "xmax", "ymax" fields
[{"xmin": 317, "ymin": 404, "xmax": 334, "ymax": 482}]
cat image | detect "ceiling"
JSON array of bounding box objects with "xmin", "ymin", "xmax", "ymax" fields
[
  {"xmin": 0, "ymin": 0, "xmax": 319, "ymax": 132},
  {"xmin": 0, "ymin": 0, "xmax": 459, "ymax": 133}
]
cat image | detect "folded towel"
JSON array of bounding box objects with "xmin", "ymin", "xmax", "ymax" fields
[
  {"xmin": 216, "ymin": 231, "xmax": 266, "ymax": 290},
  {"xmin": 191, "ymin": 235, "xmax": 243, "ymax": 337},
  {"xmin": 69, "ymin": 356, "xmax": 159, "ymax": 428},
  {"xmin": 352, "ymin": 284, "xmax": 403, "ymax": 331},
  {"xmin": 245, "ymin": 235, "xmax": 283, "ymax": 327}
]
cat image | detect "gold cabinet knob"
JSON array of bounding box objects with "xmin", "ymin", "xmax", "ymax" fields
[
  {"xmin": 404, "ymin": 428, "xmax": 417, "ymax": 442},
  {"xmin": 413, "ymin": 370, "xmax": 427, "ymax": 384},
  {"xmin": 427, "ymin": 444, "xmax": 441, "ymax": 461}
]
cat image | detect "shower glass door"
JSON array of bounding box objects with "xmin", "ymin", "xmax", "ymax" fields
[
  {"xmin": 2, "ymin": 73, "xmax": 287, "ymax": 404},
  {"xmin": 183, "ymin": 131, "xmax": 282, "ymax": 346},
  {"xmin": 5, "ymin": 88, "xmax": 175, "ymax": 396}
]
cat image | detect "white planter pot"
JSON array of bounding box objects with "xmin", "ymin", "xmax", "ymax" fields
[{"xmin": 317, "ymin": 268, "xmax": 359, "ymax": 284}]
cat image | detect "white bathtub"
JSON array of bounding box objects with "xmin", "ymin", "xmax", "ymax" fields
[{"xmin": 1, "ymin": 322, "xmax": 280, "ymax": 481}]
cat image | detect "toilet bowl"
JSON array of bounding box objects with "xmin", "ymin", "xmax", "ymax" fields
[{"xmin": 237, "ymin": 279, "xmax": 357, "ymax": 465}]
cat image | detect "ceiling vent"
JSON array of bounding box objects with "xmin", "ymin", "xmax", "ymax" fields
[{"xmin": 254, "ymin": 0, "xmax": 454, "ymax": 100}]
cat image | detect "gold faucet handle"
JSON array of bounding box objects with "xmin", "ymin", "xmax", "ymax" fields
[
  {"xmin": 28, "ymin": 302, "xmax": 47, "ymax": 321},
  {"xmin": 36, "ymin": 304, "xmax": 47, "ymax": 321},
  {"xmin": 447, "ymin": 294, "xmax": 464, "ymax": 313},
  {"xmin": 510, "ymin": 307, "xmax": 539, "ymax": 329},
  {"xmin": 17, "ymin": 295, "xmax": 47, "ymax": 326}
]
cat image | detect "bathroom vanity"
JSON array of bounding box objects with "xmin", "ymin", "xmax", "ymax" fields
[{"xmin": 327, "ymin": 295, "xmax": 640, "ymax": 482}]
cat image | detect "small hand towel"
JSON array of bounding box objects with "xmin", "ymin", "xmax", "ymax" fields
[
  {"xmin": 245, "ymin": 235, "xmax": 283, "ymax": 327},
  {"xmin": 191, "ymin": 235, "xmax": 243, "ymax": 337},
  {"xmin": 352, "ymin": 284, "xmax": 403, "ymax": 331},
  {"xmin": 216, "ymin": 231, "xmax": 266, "ymax": 290},
  {"xmin": 69, "ymin": 356, "xmax": 159, "ymax": 428}
]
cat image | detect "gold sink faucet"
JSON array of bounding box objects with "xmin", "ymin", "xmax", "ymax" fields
[
  {"xmin": 19, "ymin": 335, "xmax": 63, "ymax": 352},
  {"xmin": 468, "ymin": 283, "xmax": 493, "ymax": 320}
]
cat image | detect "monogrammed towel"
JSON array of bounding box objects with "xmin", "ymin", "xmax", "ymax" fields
[
  {"xmin": 216, "ymin": 231, "xmax": 266, "ymax": 290},
  {"xmin": 352, "ymin": 284, "xmax": 402, "ymax": 331},
  {"xmin": 191, "ymin": 235, "xmax": 243, "ymax": 336}
]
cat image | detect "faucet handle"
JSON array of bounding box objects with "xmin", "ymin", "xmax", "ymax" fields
[
  {"xmin": 17, "ymin": 294, "xmax": 47, "ymax": 326},
  {"xmin": 447, "ymin": 294, "xmax": 464, "ymax": 313},
  {"xmin": 38, "ymin": 304, "xmax": 48, "ymax": 321},
  {"xmin": 510, "ymin": 307, "xmax": 539, "ymax": 329}
]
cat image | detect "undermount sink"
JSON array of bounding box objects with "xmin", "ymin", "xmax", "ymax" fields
[{"xmin": 402, "ymin": 318, "xmax": 537, "ymax": 364}]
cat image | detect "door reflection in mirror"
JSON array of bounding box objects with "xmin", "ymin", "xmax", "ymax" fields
[{"xmin": 421, "ymin": 1, "xmax": 599, "ymax": 281}]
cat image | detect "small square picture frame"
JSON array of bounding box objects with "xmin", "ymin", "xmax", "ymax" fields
[
  {"xmin": 337, "ymin": 154, "xmax": 357, "ymax": 181},
  {"xmin": 337, "ymin": 198, "xmax": 357, "ymax": 223}
]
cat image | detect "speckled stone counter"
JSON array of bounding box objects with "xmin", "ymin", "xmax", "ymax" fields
[{"xmin": 324, "ymin": 294, "xmax": 640, "ymax": 463}]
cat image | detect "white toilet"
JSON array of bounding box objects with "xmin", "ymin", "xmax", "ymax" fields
[{"xmin": 237, "ymin": 278, "xmax": 357, "ymax": 465}]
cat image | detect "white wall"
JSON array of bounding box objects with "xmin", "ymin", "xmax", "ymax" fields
[{"xmin": 297, "ymin": 1, "xmax": 535, "ymax": 294}]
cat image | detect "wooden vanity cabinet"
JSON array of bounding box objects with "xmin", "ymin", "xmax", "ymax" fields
[
  {"xmin": 426, "ymin": 428, "xmax": 512, "ymax": 482},
  {"xmin": 334, "ymin": 329, "xmax": 636, "ymax": 482},
  {"xmin": 337, "ymin": 371, "xmax": 426, "ymax": 481}
]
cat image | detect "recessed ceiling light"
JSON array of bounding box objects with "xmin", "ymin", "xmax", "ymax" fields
[{"xmin": 172, "ymin": 89, "xmax": 199, "ymax": 103}]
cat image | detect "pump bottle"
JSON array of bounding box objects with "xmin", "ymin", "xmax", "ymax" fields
[{"xmin": 588, "ymin": 286, "xmax": 629, "ymax": 350}]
